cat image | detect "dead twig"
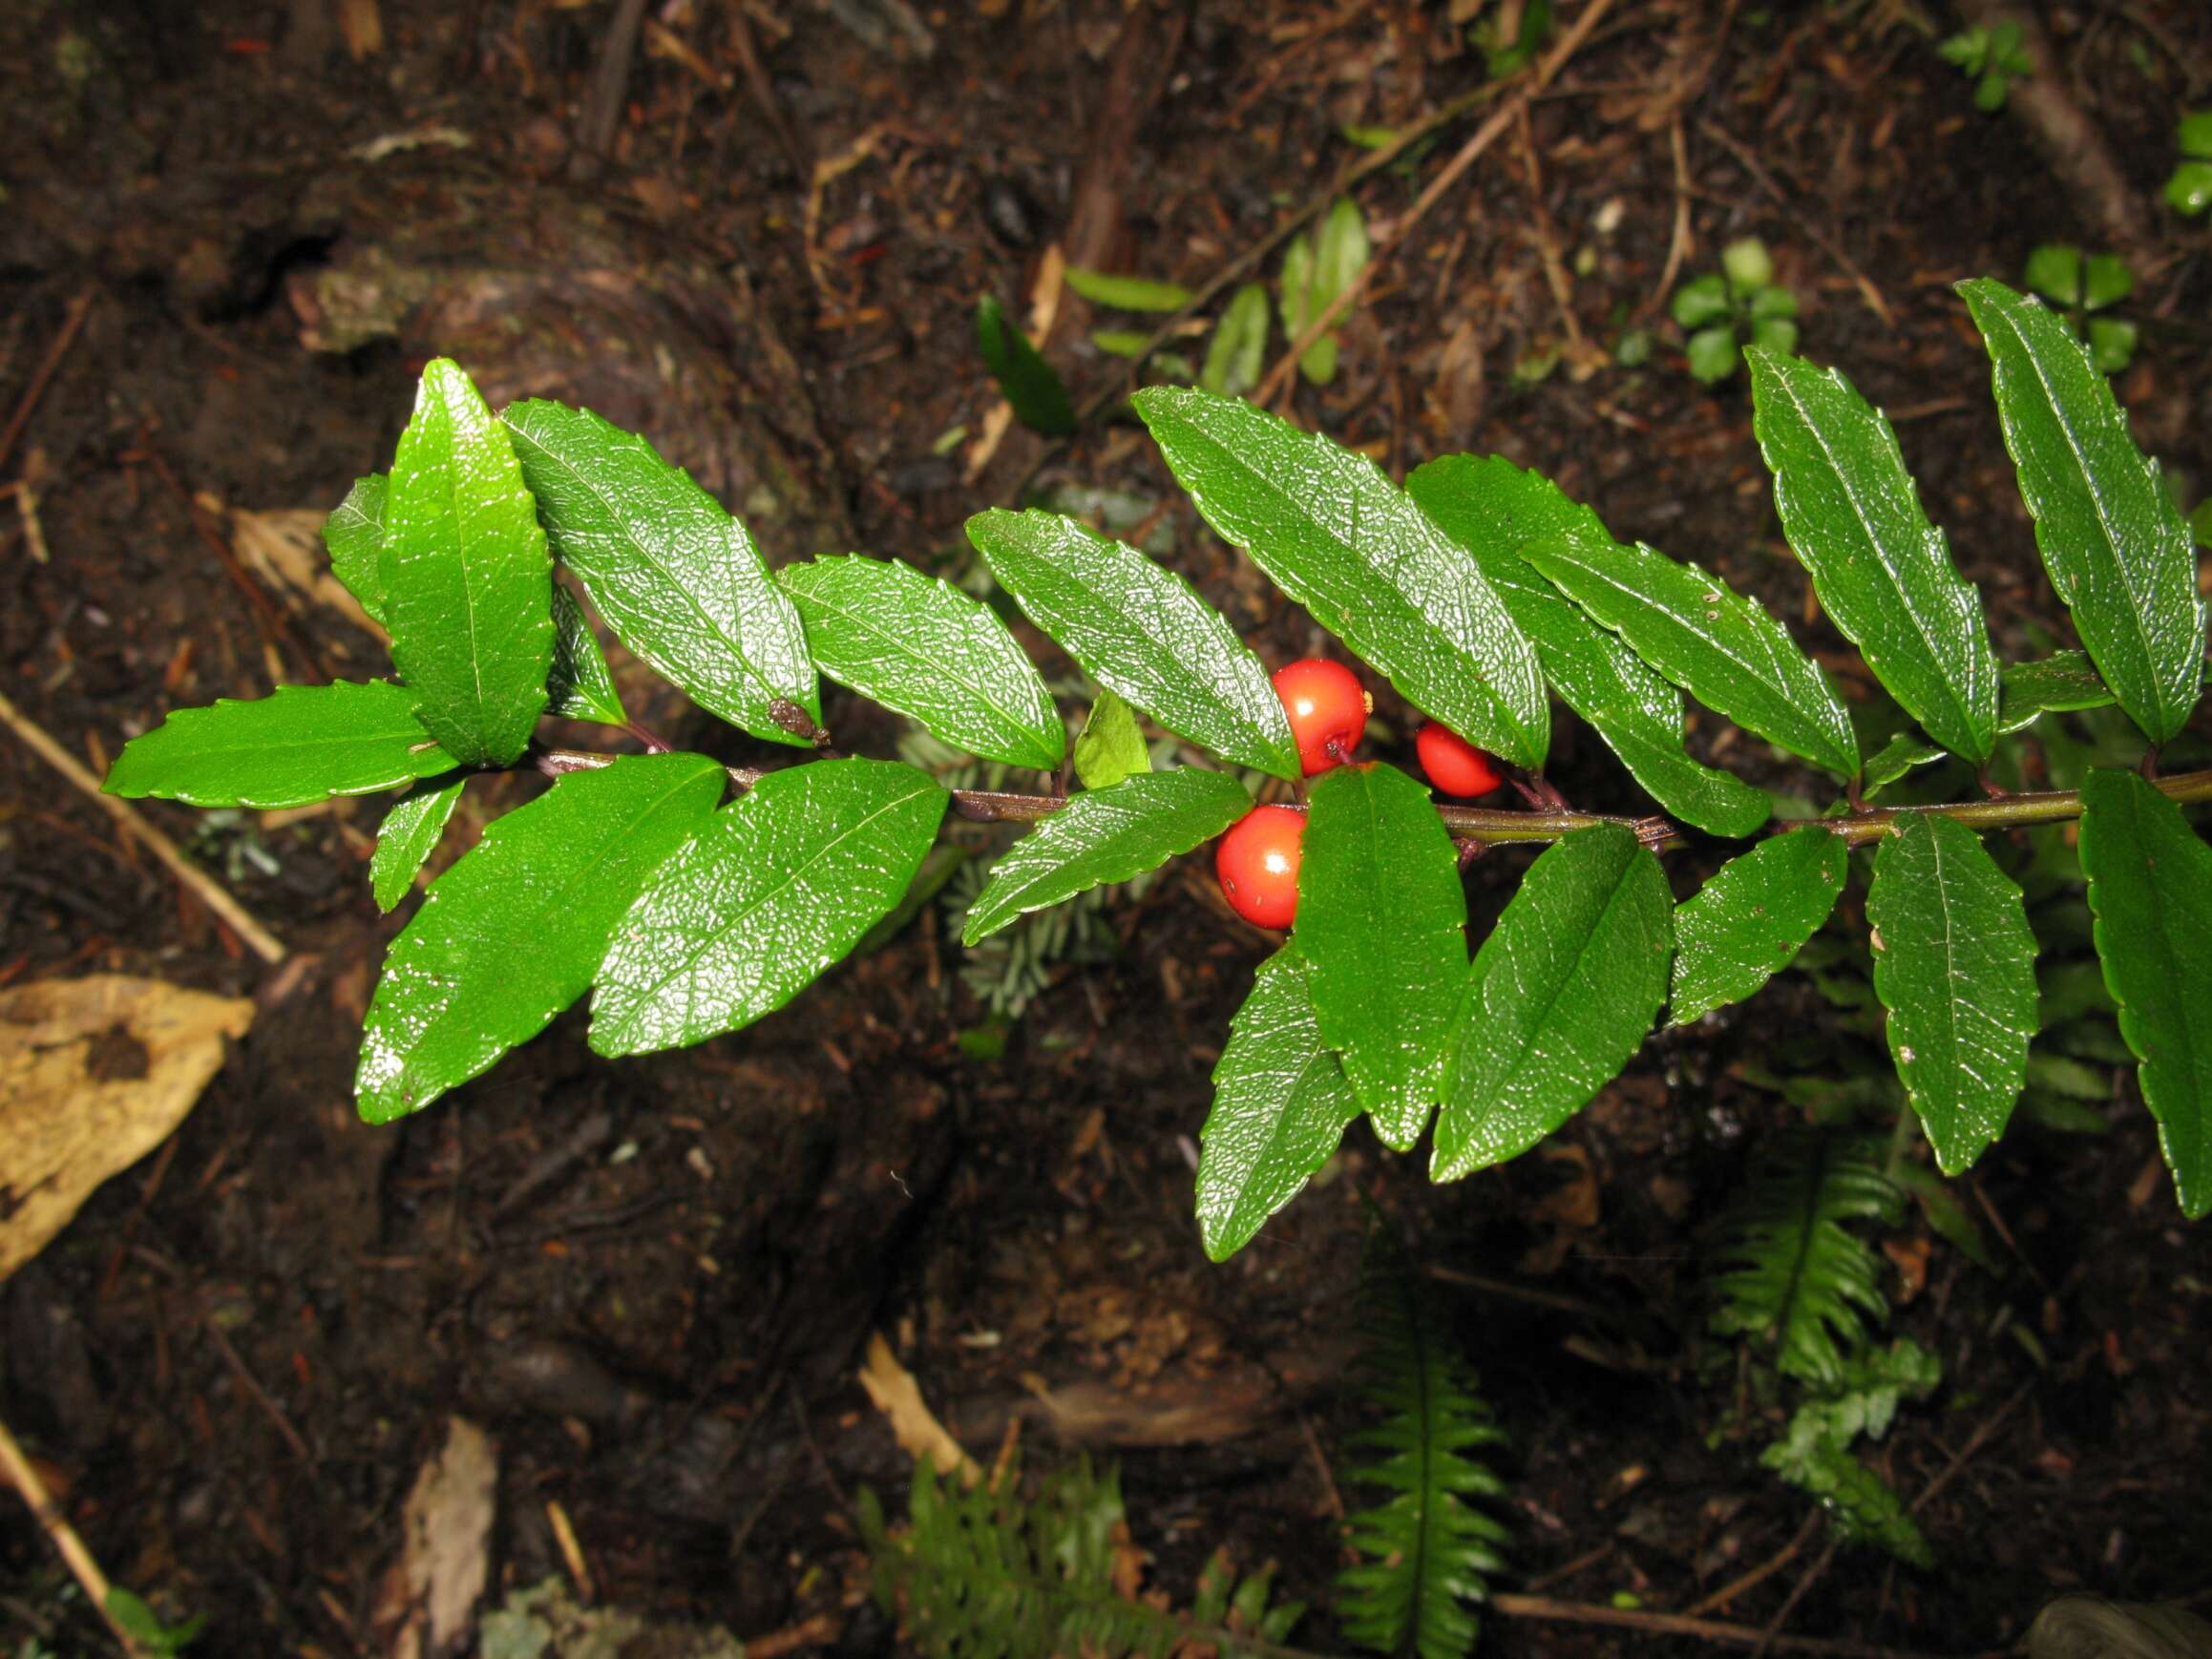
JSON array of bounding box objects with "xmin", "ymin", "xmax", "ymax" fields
[
  {"xmin": 0, "ymin": 1412, "xmax": 149, "ymax": 1655},
  {"xmin": 0, "ymin": 288, "xmax": 94, "ymax": 479},
  {"xmin": 1695, "ymin": 117, "xmax": 1894, "ymax": 328},
  {"xmin": 577, "ymin": 0, "xmax": 650, "ymax": 159},
  {"xmin": 0, "ymin": 685, "xmax": 288, "ymax": 965},
  {"xmin": 1686, "ymin": 1510, "xmax": 1819, "ymax": 1617},
  {"xmin": 202, "ymin": 1316, "xmax": 315, "ymax": 1466},
  {"xmin": 1491, "ymin": 1592, "xmax": 1958, "ymax": 1658}
]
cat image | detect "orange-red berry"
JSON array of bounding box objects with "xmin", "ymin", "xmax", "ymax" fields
[
  {"xmin": 1416, "ymin": 722, "xmax": 1504, "ymax": 798},
  {"xmin": 1215, "ymin": 805, "xmax": 1304, "ymax": 929},
  {"xmin": 1273, "ymin": 658, "xmax": 1369, "ymax": 776}
]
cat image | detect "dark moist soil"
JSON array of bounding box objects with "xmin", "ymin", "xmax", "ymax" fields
[{"xmin": 5, "ymin": 2, "xmax": 2211, "ymax": 1655}]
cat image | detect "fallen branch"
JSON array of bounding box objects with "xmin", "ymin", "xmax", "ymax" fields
[{"xmin": 1491, "ymin": 1591, "xmax": 1970, "ymax": 1659}]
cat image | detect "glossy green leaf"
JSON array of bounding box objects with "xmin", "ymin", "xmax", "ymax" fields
[
  {"xmin": 381, "ymin": 359, "xmax": 553, "ymax": 766},
  {"xmin": 369, "ymin": 777, "xmax": 466, "ymax": 912},
  {"xmin": 1747, "ymin": 348, "xmax": 1998, "ymax": 761},
  {"xmin": 1670, "ymin": 828, "xmax": 1848, "ymax": 1025},
  {"xmin": 1999, "ymin": 649, "xmax": 2117, "ymax": 727},
  {"xmin": 104, "ymin": 680, "xmax": 459, "ymax": 809},
  {"xmin": 1202, "ymin": 283, "xmax": 1271, "ymax": 398},
  {"xmin": 959, "ymin": 768, "xmax": 1251, "ymax": 945},
  {"xmin": 322, "ymin": 472, "xmax": 389, "ymax": 625},
  {"xmin": 1960, "ymin": 279, "xmax": 2204, "ymax": 746},
  {"xmin": 2077, "ymin": 768, "xmax": 2212, "ymax": 1216},
  {"xmin": 966, "ymin": 507, "xmax": 1298, "ymax": 779},
  {"xmin": 1434, "ymin": 827, "xmax": 1673, "ymax": 1180},
  {"xmin": 1866, "ymin": 813, "xmax": 2038, "ymax": 1174},
  {"xmin": 1072, "ymin": 689, "xmax": 1150, "ymax": 789},
  {"xmin": 975, "ymin": 295, "xmax": 1075, "ymax": 436},
  {"xmin": 1863, "ymin": 728, "xmax": 1946, "ymax": 795},
  {"xmin": 356, "ymin": 752, "xmax": 725, "ymax": 1121},
  {"xmin": 546, "ymin": 583, "xmax": 627, "ymax": 725},
  {"xmin": 779, "ymin": 554, "xmax": 1063, "ymax": 769},
  {"xmin": 502, "ymin": 398, "xmax": 819, "ymax": 747},
  {"xmin": 1195, "ymin": 946, "xmax": 1361, "ymax": 1261},
  {"xmin": 1136, "ymin": 387, "xmax": 1549, "ymax": 768},
  {"xmin": 1064, "ymin": 267, "xmax": 1193, "ymax": 312},
  {"xmin": 1299, "ymin": 761, "xmax": 1466, "ymax": 1148},
  {"xmin": 590, "ymin": 758, "xmax": 947, "ymax": 1056},
  {"xmin": 1521, "ymin": 526, "xmax": 1860, "ymax": 779},
  {"xmin": 1409, "ymin": 454, "xmax": 1770, "ymax": 835}
]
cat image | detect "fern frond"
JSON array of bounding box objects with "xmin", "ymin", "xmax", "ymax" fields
[
  {"xmin": 1337, "ymin": 1236, "xmax": 1510, "ymax": 1659},
  {"xmin": 858, "ymin": 1456, "xmax": 1309, "ymax": 1659},
  {"xmin": 1761, "ymin": 1415, "xmax": 1933, "ymax": 1568},
  {"xmin": 1708, "ymin": 1131, "xmax": 1904, "ymax": 1388}
]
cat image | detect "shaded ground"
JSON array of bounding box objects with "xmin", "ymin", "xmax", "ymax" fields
[{"xmin": 4, "ymin": 1, "xmax": 2211, "ymax": 1654}]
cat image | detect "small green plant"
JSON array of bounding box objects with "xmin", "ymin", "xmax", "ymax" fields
[
  {"xmin": 1473, "ymin": 0, "xmax": 1552, "ymax": 79},
  {"xmin": 1279, "ymin": 199, "xmax": 1371, "ymax": 386},
  {"xmin": 975, "ymin": 294, "xmax": 1075, "ymax": 435},
  {"xmin": 1939, "ymin": 20, "xmax": 2032, "ymax": 112},
  {"xmin": 105, "ymin": 1586, "xmax": 206, "ymax": 1655},
  {"xmin": 2023, "ymin": 244, "xmax": 2138, "ymax": 373},
  {"xmin": 2164, "ymin": 110, "xmax": 2212, "ymax": 217},
  {"xmin": 1670, "ymin": 238, "xmax": 1798, "ymax": 384}
]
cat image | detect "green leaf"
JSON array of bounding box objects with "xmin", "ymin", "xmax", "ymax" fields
[
  {"xmin": 1202, "ymin": 283, "xmax": 1271, "ymax": 398},
  {"xmin": 1409, "ymin": 454, "xmax": 1772, "ymax": 835},
  {"xmin": 590, "ymin": 758, "xmax": 947, "ymax": 1056},
  {"xmin": 2087, "ymin": 316, "xmax": 2138, "ymax": 375},
  {"xmin": 104, "ymin": 680, "xmax": 460, "ymax": 808},
  {"xmin": 1722, "ymin": 238, "xmax": 1775, "ymax": 294},
  {"xmin": 1072, "ymin": 688, "xmax": 1150, "ymax": 789},
  {"xmin": 1299, "ymin": 762, "xmax": 1467, "ymax": 1148},
  {"xmin": 1089, "ymin": 329, "xmax": 1151, "ymax": 358},
  {"xmin": 975, "ymin": 295, "xmax": 1076, "ymax": 436},
  {"xmin": 1746, "ymin": 348, "xmax": 1999, "ymax": 761},
  {"xmin": 959, "ymin": 768, "xmax": 1251, "ymax": 945},
  {"xmin": 1999, "ymin": 649, "xmax": 2117, "ymax": 727},
  {"xmin": 1750, "ymin": 284, "xmax": 1799, "ymax": 323},
  {"xmin": 546, "ymin": 582, "xmax": 627, "ymax": 725},
  {"xmin": 1670, "ymin": 828, "xmax": 1849, "ymax": 1025},
  {"xmin": 369, "ymin": 777, "xmax": 465, "ymax": 913},
  {"xmin": 2166, "ymin": 158, "xmax": 2212, "ymax": 217},
  {"xmin": 322, "ymin": 472, "xmax": 389, "ymax": 625},
  {"xmin": 1195, "ymin": 946, "xmax": 1361, "ymax": 1261},
  {"xmin": 356, "ymin": 752, "xmax": 725, "ymax": 1121},
  {"xmin": 1136, "ymin": 387, "xmax": 1549, "ymax": 768},
  {"xmin": 1959, "ymin": 279, "xmax": 2204, "ymax": 746},
  {"xmin": 1686, "ymin": 325, "xmax": 1739, "ymax": 384},
  {"xmin": 381, "ymin": 359, "xmax": 554, "ymax": 766},
  {"xmin": 2023, "ymin": 243, "xmax": 2081, "ymax": 306},
  {"xmin": 2082, "ymin": 253, "xmax": 2133, "ymax": 311},
  {"xmin": 1521, "ymin": 527, "xmax": 1860, "ymax": 779},
  {"xmin": 1434, "ymin": 826, "xmax": 1673, "ymax": 1180},
  {"xmin": 966, "ymin": 507, "xmax": 1299, "ymax": 778},
  {"xmin": 1672, "ymin": 273, "xmax": 1730, "ymax": 329},
  {"xmin": 502, "ymin": 398, "xmax": 820, "ymax": 748},
  {"xmin": 1760, "ymin": 1431, "xmax": 1933, "ymax": 1567},
  {"xmin": 1064, "ymin": 267, "xmax": 1194, "ymax": 312},
  {"xmin": 2180, "ymin": 110, "xmax": 2212, "ymax": 158},
  {"xmin": 1748, "ymin": 317, "xmax": 1800, "ymax": 357},
  {"xmin": 1866, "ymin": 813, "xmax": 2038, "ymax": 1174},
  {"xmin": 1863, "ymin": 728, "xmax": 1947, "ymax": 795},
  {"xmin": 779, "ymin": 554, "xmax": 1064, "ymax": 769},
  {"xmin": 2077, "ymin": 768, "xmax": 2212, "ymax": 1216}
]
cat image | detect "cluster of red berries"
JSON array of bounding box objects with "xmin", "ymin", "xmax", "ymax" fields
[{"xmin": 1213, "ymin": 659, "xmax": 1504, "ymax": 930}]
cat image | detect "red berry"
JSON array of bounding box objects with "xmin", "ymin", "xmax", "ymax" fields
[
  {"xmin": 1216, "ymin": 805, "xmax": 1304, "ymax": 929},
  {"xmin": 1416, "ymin": 722, "xmax": 1504, "ymax": 798},
  {"xmin": 1273, "ymin": 658, "xmax": 1369, "ymax": 776}
]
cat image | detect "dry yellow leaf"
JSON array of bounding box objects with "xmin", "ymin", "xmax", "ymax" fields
[
  {"xmin": 858, "ymin": 1332, "xmax": 980, "ymax": 1485},
  {"xmin": 0, "ymin": 975, "xmax": 253, "ymax": 1281}
]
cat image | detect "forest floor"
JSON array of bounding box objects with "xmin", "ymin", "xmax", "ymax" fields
[{"xmin": 3, "ymin": 0, "xmax": 2211, "ymax": 1655}]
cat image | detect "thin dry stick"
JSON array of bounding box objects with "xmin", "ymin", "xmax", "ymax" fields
[
  {"xmin": 1642, "ymin": 117, "xmax": 1695, "ymax": 325},
  {"xmin": 1695, "ymin": 117, "xmax": 1894, "ymax": 328},
  {"xmin": 1686, "ymin": 1510, "xmax": 1819, "ymax": 1617},
  {"xmin": 1252, "ymin": 0, "xmax": 1620, "ymax": 407},
  {"xmin": 0, "ymin": 1412, "xmax": 145, "ymax": 1655},
  {"xmin": 0, "ymin": 288, "xmax": 94, "ymax": 478},
  {"xmin": 1490, "ymin": 1591, "xmax": 1957, "ymax": 1659},
  {"xmin": 0, "ymin": 685, "xmax": 288, "ymax": 965}
]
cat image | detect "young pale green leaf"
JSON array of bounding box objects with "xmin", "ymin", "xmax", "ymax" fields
[
  {"xmin": 1408, "ymin": 454, "xmax": 1770, "ymax": 836},
  {"xmin": 1434, "ymin": 826, "xmax": 1673, "ymax": 1180},
  {"xmin": 369, "ymin": 777, "xmax": 466, "ymax": 912},
  {"xmin": 966, "ymin": 508, "xmax": 1298, "ymax": 779},
  {"xmin": 2077, "ymin": 768, "xmax": 2212, "ymax": 1217},
  {"xmin": 1135, "ymin": 388, "xmax": 1549, "ymax": 768},
  {"xmin": 779, "ymin": 554, "xmax": 1063, "ymax": 769},
  {"xmin": 1670, "ymin": 828, "xmax": 1849, "ymax": 1025},
  {"xmin": 1521, "ymin": 527, "xmax": 1860, "ymax": 780},
  {"xmin": 1959, "ymin": 279, "xmax": 2204, "ymax": 746},
  {"xmin": 959, "ymin": 768, "xmax": 1251, "ymax": 945},
  {"xmin": 1072, "ymin": 689, "xmax": 1150, "ymax": 789},
  {"xmin": 1298, "ymin": 762, "xmax": 1466, "ymax": 1149},
  {"xmin": 546, "ymin": 583, "xmax": 627, "ymax": 725},
  {"xmin": 1998, "ymin": 649, "xmax": 2118, "ymax": 728},
  {"xmin": 381, "ymin": 359, "xmax": 553, "ymax": 766},
  {"xmin": 1064, "ymin": 267, "xmax": 1193, "ymax": 312},
  {"xmin": 590, "ymin": 759, "xmax": 947, "ymax": 1056},
  {"xmin": 1201, "ymin": 283, "xmax": 1271, "ymax": 398},
  {"xmin": 1195, "ymin": 946, "xmax": 1361, "ymax": 1261},
  {"xmin": 356, "ymin": 753, "xmax": 725, "ymax": 1122},
  {"xmin": 1864, "ymin": 728, "xmax": 1947, "ymax": 795},
  {"xmin": 1866, "ymin": 813, "xmax": 2038, "ymax": 1174},
  {"xmin": 1746, "ymin": 348, "xmax": 1999, "ymax": 762},
  {"xmin": 975, "ymin": 296, "xmax": 1076, "ymax": 436},
  {"xmin": 323, "ymin": 472, "xmax": 389, "ymax": 625},
  {"xmin": 502, "ymin": 399, "xmax": 818, "ymax": 747},
  {"xmin": 104, "ymin": 680, "xmax": 459, "ymax": 808}
]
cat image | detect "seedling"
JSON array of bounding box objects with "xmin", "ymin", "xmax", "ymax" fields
[
  {"xmin": 1279, "ymin": 198, "xmax": 1370, "ymax": 386},
  {"xmin": 2023, "ymin": 243, "xmax": 2137, "ymax": 373},
  {"xmin": 1671, "ymin": 237, "xmax": 1798, "ymax": 385},
  {"xmin": 2164, "ymin": 109, "xmax": 2212, "ymax": 217},
  {"xmin": 1938, "ymin": 20, "xmax": 2032, "ymax": 112}
]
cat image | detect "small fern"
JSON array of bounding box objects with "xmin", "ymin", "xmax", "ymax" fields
[
  {"xmin": 1337, "ymin": 1234, "xmax": 1510, "ymax": 1659},
  {"xmin": 1709, "ymin": 1131, "xmax": 1903, "ymax": 1388},
  {"xmin": 1760, "ymin": 1338, "xmax": 1941, "ymax": 1566},
  {"xmin": 857, "ymin": 1455, "xmax": 1309, "ymax": 1659}
]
